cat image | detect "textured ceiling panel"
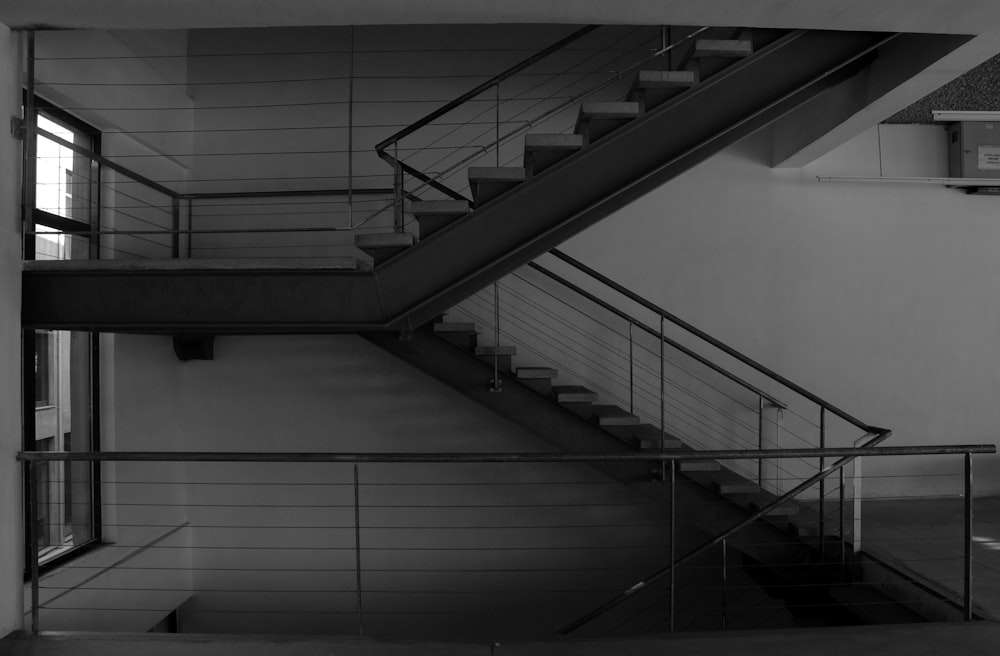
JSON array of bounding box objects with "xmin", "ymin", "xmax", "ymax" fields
[{"xmin": 886, "ymin": 53, "xmax": 1000, "ymax": 123}]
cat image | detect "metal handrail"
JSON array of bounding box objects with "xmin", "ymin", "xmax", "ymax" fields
[
  {"xmin": 524, "ymin": 261, "xmax": 787, "ymax": 410},
  {"xmin": 547, "ymin": 248, "xmax": 879, "ymax": 433},
  {"xmin": 17, "ymin": 441, "xmax": 994, "ymax": 463}
]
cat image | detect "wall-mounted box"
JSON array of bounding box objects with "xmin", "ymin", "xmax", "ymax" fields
[{"xmin": 947, "ymin": 121, "xmax": 1000, "ymax": 178}]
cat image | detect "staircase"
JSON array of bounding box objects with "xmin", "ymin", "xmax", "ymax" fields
[{"xmin": 20, "ymin": 28, "xmax": 972, "ymax": 332}]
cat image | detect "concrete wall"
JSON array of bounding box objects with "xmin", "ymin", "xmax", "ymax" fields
[
  {"xmin": 102, "ymin": 334, "xmax": 671, "ymax": 638},
  {"xmin": 562, "ymin": 124, "xmax": 1000, "ymax": 497},
  {"xmin": 0, "ymin": 25, "xmax": 23, "ymax": 638}
]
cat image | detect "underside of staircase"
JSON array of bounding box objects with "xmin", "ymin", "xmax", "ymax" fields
[
  {"xmin": 364, "ymin": 320, "xmax": 929, "ymax": 633},
  {"xmin": 22, "ymin": 29, "xmax": 970, "ymax": 334}
]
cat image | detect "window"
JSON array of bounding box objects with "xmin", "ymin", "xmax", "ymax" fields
[{"xmin": 25, "ymin": 100, "xmax": 102, "ymax": 571}]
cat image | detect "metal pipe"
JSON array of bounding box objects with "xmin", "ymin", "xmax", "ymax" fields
[
  {"xmin": 22, "ymin": 442, "xmax": 1000, "ymax": 465},
  {"xmin": 27, "ymin": 460, "xmax": 40, "ymax": 634},
  {"xmin": 354, "ymin": 463, "xmax": 364, "ymax": 634},
  {"xmin": 965, "ymin": 452, "xmax": 973, "ymax": 621},
  {"xmin": 186, "ymin": 198, "xmax": 193, "ymax": 258},
  {"xmin": 179, "ymin": 187, "xmax": 393, "ymax": 201},
  {"xmin": 721, "ymin": 539, "xmax": 728, "ymax": 631},
  {"xmin": 171, "ymin": 197, "xmax": 180, "ymax": 259},
  {"xmin": 495, "ymin": 83, "xmax": 500, "ymax": 168},
  {"xmin": 669, "ymin": 459, "xmax": 676, "ymax": 633},
  {"xmin": 839, "ymin": 466, "xmax": 846, "ymax": 570},
  {"xmin": 628, "ymin": 323, "xmax": 634, "ymax": 414},
  {"xmin": 757, "ymin": 396, "xmax": 764, "ymax": 489},
  {"xmin": 659, "ymin": 316, "xmax": 665, "ymax": 466},
  {"xmin": 490, "ymin": 282, "xmax": 501, "ymax": 392},
  {"xmin": 819, "ymin": 407, "xmax": 826, "ymax": 556},
  {"xmin": 393, "ymin": 141, "xmax": 402, "ymax": 232},
  {"xmin": 348, "ymin": 26, "xmax": 355, "ymax": 230}
]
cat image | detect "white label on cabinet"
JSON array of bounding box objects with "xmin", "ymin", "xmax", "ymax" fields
[{"xmin": 978, "ymin": 146, "xmax": 1000, "ymax": 170}]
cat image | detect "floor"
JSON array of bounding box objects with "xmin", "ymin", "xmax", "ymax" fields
[{"xmin": 4, "ymin": 498, "xmax": 1000, "ymax": 655}]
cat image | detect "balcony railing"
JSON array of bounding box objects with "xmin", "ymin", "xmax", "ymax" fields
[{"xmin": 19, "ymin": 444, "xmax": 995, "ymax": 638}]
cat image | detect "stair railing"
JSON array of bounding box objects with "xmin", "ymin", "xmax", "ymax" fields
[
  {"xmin": 556, "ymin": 437, "xmax": 1000, "ymax": 635},
  {"xmin": 371, "ymin": 25, "xmax": 715, "ymax": 232}
]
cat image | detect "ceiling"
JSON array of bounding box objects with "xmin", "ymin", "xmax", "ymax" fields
[{"xmin": 3, "ymin": 0, "xmax": 1000, "ymax": 33}]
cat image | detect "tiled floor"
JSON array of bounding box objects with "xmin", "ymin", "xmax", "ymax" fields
[{"xmin": 862, "ymin": 497, "xmax": 1000, "ymax": 619}]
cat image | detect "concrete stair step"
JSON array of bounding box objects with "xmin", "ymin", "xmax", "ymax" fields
[
  {"xmin": 523, "ymin": 133, "xmax": 584, "ymax": 176},
  {"xmin": 552, "ymin": 385, "xmax": 598, "ymax": 403},
  {"xmin": 468, "ymin": 167, "xmax": 525, "ymax": 205},
  {"xmin": 575, "ymin": 101, "xmax": 641, "ymax": 143},
  {"xmin": 354, "ymin": 231, "xmax": 414, "ymax": 264},
  {"xmin": 604, "ymin": 423, "xmax": 683, "ymax": 450},
  {"xmin": 516, "ymin": 367, "xmax": 558, "ymax": 379},
  {"xmin": 474, "ymin": 345, "xmax": 516, "ymax": 357},
  {"xmin": 680, "ymin": 460, "xmax": 721, "ymax": 472},
  {"xmin": 694, "ymin": 38, "xmax": 753, "ymax": 58},
  {"xmin": 628, "ymin": 70, "xmax": 698, "ymax": 110},
  {"xmin": 410, "ymin": 199, "xmax": 470, "ymax": 239},
  {"xmin": 432, "ymin": 321, "xmax": 478, "ymax": 334},
  {"xmin": 592, "ymin": 404, "xmax": 640, "ymax": 427},
  {"xmin": 716, "ymin": 480, "xmax": 761, "ymax": 495}
]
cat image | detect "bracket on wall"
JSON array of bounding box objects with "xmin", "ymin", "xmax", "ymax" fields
[
  {"xmin": 172, "ymin": 335, "xmax": 215, "ymax": 361},
  {"xmin": 10, "ymin": 116, "xmax": 25, "ymax": 140}
]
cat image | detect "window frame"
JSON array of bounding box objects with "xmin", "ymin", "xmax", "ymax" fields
[{"xmin": 23, "ymin": 97, "xmax": 104, "ymax": 577}]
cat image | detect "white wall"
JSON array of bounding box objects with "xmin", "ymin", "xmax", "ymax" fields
[
  {"xmin": 80, "ymin": 333, "xmax": 673, "ymax": 638},
  {"xmin": 0, "ymin": 26, "xmax": 23, "ymax": 638},
  {"xmin": 562, "ymin": 124, "xmax": 1000, "ymax": 497}
]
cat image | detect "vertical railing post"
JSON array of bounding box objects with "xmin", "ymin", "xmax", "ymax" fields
[
  {"xmin": 721, "ymin": 538, "xmax": 728, "ymax": 631},
  {"xmin": 490, "ymin": 282, "xmax": 502, "ymax": 392},
  {"xmin": 659, "ymin": 316, "xmax": 665, "ymax": 479},
  {"xmin": 964, "ymin": 453, "xmax": 973, "ymax": 621},
  {"xmin": 628, "ymin": 323, "xmax": 634, "ymax": 414},
  {"xmin": 757, "ymin": 396, "xmax": 764, "ymax": 489},
  {"xmin": 819, "ymin": 408, "xmax": 826, "ymax": 557},
  {"xmin": 669, "ymin": 459, "xmax": 675, "ymax": 633},
  {"xmin": 839, "ymin": 466, "xmax": 846, "ymax": 571},
  {"xmin": 353, "ymin": 463, "xmax": 364, "ymax": 635},
  {"xmin": 495, "ymin": 82, "xmax": 501, "ymax": 167},
  {"xmin": 171, "ymin": 197, "xmax": 180, "ymax": 259},
  {"xmin": 186, "ymin": 198, "xmax": 194, "ymax": 258},
  {"xmin": 348, "ymin": 26, "xmax": 355, "ymax": 229},
  {"xmin": 27, "ymin": 460, "xmax": 40, "ymax": 634},
  {"xmin": 393, "ymin": 141, "xmax": 403, "ymax": 233}
]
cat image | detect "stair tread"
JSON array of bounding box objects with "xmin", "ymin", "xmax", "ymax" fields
[
  {"xmin": 524, "ymin": 133, "xmax": 585, "ymax": 150},
  {"xmin": 516, "ymin": 367, "xmax": 558, "ymax": 379},
  {"xmin": 432, "ymin": 322, "xmax": 478, "ymax": 333},
  {"xmin": 468, "ymin": 167, "xmax": 526, "ymax": 182},
  {"xmin": 592, "ymin": 404, "xmax": 641, "ymax": 426},
  {"xmin": 694, "ymin": 38, "xmax": 753, "ymax": 58},
  {"xmin": 634, "ymin": 69, "xmax": 699, "ymax": 87},
  {"xmin": 579, "ymin": 101, "xmax": 642, "ymax": 119},
  {"xmin": 552, "ymin": 385, "xmax": 598, "ymax": 402},
  {"xmin": 355, "ymin": 232, "xmax": 414, "ymax": 248},
  {"xmin": 410, "ymin": 199, "xmax": 470, "ymax": 216},
  {"xmin": 475, "ymin": 345, "xmax": 516, "ymax": 356},
  {"xmin": 679, "ymin": 460, "xmax": 721, "ymax": 471}
]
